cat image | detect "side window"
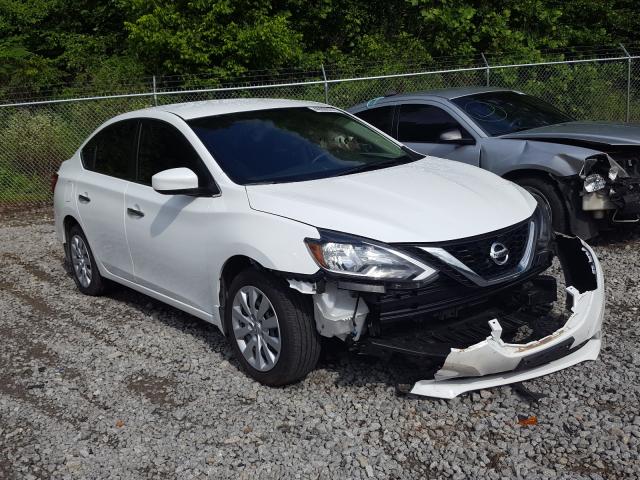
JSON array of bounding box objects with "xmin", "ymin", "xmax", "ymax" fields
[
  {"xmin": 137, "ymin": 120, "xmax": 211, "ymax": 187},
  {"xmin": 81, "ymin": 120, "xmax": 138, "ymax": 180},
  {"xmin": 354, "ymin": 106, "xmax": 395, "ymax": 136},
  {"xmin": 398, "ymin": 104, "xmax": 471, "ymax": 143}
]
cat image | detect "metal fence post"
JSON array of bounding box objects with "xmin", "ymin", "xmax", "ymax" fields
[
  {"xmin": 481, "ymin": 53, "xmax": 490, "ymax": 86},
  {"xmin": 321, "ymin": 64, "xmax": 329, "ymax": 104},
  {"xmin": 620, "ymin": 44, "xmax": 631, "ymax": 123},
  {"xmin": 152, "ymin": 75, "xmax": 158, "ymax": 106}
]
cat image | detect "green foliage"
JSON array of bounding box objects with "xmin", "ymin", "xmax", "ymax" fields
[
  {"xmin": 0, "ymin": 0, "xmax": 638, "ymax": 92},
  {"xmin": 123, "ymin": 0, "xmax": 305, "ymax": 77},
  {"xmin": 0, "ymin": 166, "xmax": 49, "ymax": 203},
  {"xmin": 0, "ymin": 109, "xmax": 78, "ymax": 172}
]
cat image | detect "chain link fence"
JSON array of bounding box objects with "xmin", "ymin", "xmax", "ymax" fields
[{"xmin": 2, "ymin": 46, "xmax": 640, "ymax": 211}]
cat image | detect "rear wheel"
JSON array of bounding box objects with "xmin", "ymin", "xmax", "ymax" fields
[
  {"xmin": 67, "ymin": 225, "xmax": 106, "ymax": 296},
  {"xmin": 515, "ymin": 177, "xmax": 569, "ymax": 234},
  {"xmin": 224, "ymin": 269, "xmax": 321, "ymax": 386}
]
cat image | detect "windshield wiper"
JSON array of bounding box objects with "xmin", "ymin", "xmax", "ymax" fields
[{"xmin": 336, "ymin": 157, "xmax": 416, "ymax": 177}]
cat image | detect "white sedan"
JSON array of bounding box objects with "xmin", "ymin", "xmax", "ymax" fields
[{"xmin": 53, "ymin": 99, "xmax": 605, "ymax": 398}]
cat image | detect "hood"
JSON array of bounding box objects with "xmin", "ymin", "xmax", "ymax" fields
[
  {"xmin": 245, "ymin": 158, "xmax": 537, "ymax": 243},
  {"xmin": 501, "ymin": 121, "xmax": 640, "ymax": 147}
]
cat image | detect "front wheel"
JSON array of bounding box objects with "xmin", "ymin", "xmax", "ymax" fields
[
  {"xmin": 515, "ymin": 177, "xmax": 569, "ymax": 234},
  {"xmin": 224, "ymin": 269, "xmax": 321, "ymax": 386}
]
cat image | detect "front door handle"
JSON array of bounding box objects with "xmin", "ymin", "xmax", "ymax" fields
[
  {"xmin": 78, "ymin": 194, "xmax": 90, "ymax": 203},
  {"xmin": 127, "ymin": 207, "xmax": 145, "ymax": 218}
]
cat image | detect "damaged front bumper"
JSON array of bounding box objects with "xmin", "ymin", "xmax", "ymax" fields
[
  {"xmin": 410, "ymin": 236, "xmax": 604, "ymax": 398},
  {"xmin": 580, "ymin": 154, "xmax": 640, "ymax": 222},
  {"xmin": 582, "ymin": 178, "xmax": 640, "ymax": 222},
  {"xmin": 294, "ymin": 234, "xmax": 605, "ymax": 399}
]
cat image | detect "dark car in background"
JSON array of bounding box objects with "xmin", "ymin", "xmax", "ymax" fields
[{"xmin": 349, "ymin": 88, "xmax": 640, "ymax": 239}]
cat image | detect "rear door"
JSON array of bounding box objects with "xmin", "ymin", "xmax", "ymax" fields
[
  {"xmin": 396, "ymin": 103, "xmax": 481, "ymax": 166},
  {"xmin": 76, "ymin": 119, "xmax": 137, "ymax": 279},
  {"xmin": 124, "ymin": 118, "xmax": 217, "ymax": 312}
]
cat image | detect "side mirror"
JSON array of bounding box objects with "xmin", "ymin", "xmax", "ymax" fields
[
  {"xmin": 152, "ymin": 167, "xmax": 201, "ymax": 195},
  {"xmin": 439, "ymin": 128, "xmax": 475, "ymax": 145}
]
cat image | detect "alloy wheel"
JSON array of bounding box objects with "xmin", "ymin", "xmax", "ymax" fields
[
  {"xmin": 70, "ymin": 235, "xmax": 92, "ymax": 288},
  {"xmin": 231, "ymin": 286, "xmax": 281, "ymax": 372}
]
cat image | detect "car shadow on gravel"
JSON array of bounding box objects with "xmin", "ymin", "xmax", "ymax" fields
[
  {"xmin": 589, "ymin": 224, "xmax": 639, "ymax": 247},
  {"xmin": 97, "ymin": 282, "xmax": 427, "ymax": 395},
  {"xmin": 315, "ymin": 338, "xmax": 439, "ymax": 394},
  {"xmin": 105, "ymin": 284, "xmax": 233, "ymax": 350}
]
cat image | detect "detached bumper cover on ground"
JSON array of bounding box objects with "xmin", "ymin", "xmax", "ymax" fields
[{"xmin": 410, "ymin": 237, "xmax": 605, "ymax": 399}]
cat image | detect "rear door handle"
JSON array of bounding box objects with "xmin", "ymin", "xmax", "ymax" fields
[
  {"xmin": 127, "ymin": 207, "xmax": 145, "ymax": 218},
  {"xmin": 78, "ymin": 194, "xmax": 90, "ymax": 203}
]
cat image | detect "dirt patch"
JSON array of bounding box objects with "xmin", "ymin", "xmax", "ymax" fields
[
  {"xmin": 0, "ymin": 204, "xmax": 52, "ymax": 218},
  {"xmin": 0, "ymin": 371, "xmax": 70, "ymax": 423},
  {"xmin": 126, "ymin": 372, "xmax": 179, "ymax": 407},
  {"xmin": 2, "ymin": 252, "xmax": 58, "ymax": 284},
  {"xmin": 27, "ymin": 342, "xmax": 61, "ymax": 365},
  {"xmin": 0, "ymin": 279, "xmax": 56, "ymax": 316}
]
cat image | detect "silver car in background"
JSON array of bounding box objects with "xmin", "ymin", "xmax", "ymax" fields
[{"xmin": 349, "ymin": 88, "xmax": 640, "ymax": 239}]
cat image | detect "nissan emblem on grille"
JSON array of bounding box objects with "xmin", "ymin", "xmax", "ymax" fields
[{"xmin": 490, "ymin": 242, "xmax": 509, "ymax": 266}]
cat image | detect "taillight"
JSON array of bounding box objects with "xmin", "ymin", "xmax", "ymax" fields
[{"xmin": 51, "ymin": 173, "xmax": 59, "ymax": 194}]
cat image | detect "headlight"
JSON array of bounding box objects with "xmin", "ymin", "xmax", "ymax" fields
[
  {"xmin": 608, "ymin": 166, "xmax": 620, "ymax": 182},
  {"xmin": 584, "ymin": 174, "xmax": 606, "ymax": 193},
  {"xmin": 305, "ymin": 231, "xmax": 437, "ymax": 282},
  {"xmin": 533, "ymin": 205, "xmax": 552, "ymax": 248}
]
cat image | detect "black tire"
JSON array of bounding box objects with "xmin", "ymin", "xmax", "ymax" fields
[
  {"xmin": 224, "ymin": 268, "xmax": 321, "ymax": 386},
  {"xmin": 515, "ymin": 176, "xmax": 569, "ymax": 234},
  {"xmin": 67, "ymin": 224, "xmax": 106, "ymax": 296}
]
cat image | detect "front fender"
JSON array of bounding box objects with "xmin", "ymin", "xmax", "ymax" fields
[
  {"xmin": 480, "ymin": 138, "xmax": 600, "ymax": 178},
  {"xmin": 209, "ymin": 211, "xmax": 320, "ymax": 312}
]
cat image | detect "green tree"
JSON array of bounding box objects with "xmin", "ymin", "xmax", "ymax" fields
[
  {"xmin": 0, "ymin": 0, "xmax": 639, "ymax": 94},
  {"xmin": 122, "ymin": 0, "xmax": 305, "ymax": 78}
]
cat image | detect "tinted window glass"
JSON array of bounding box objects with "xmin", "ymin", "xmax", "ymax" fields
[
  {"xmin": 188, "ymin": 107, "xmax": 418, "ymax": 185},
  {"xmin": 81, "ymin": 120, "xmax": 137, "ymax": 179},
  {"xmin": 137, "ymin": 120, "xmax": 210, "ymax": 186},
  {"xmin": 355, "ymin": 106, "xmax": 395, "ymax": 136},
  {"xmin": 398, "ymin": 104, "xmax": 469, "ymax": 143},
  {"xmin": 451, "ymin": 91, "xmax": 573, "ymax": 136}
]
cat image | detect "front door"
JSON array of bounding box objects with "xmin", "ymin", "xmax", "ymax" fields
[
  {"xmin": 397, "ymin": 103, "xmax": 481, "ymax": 166},
  {"xmin": 124, "ymin": 119, "xmax": 217, "ymax": 313}
]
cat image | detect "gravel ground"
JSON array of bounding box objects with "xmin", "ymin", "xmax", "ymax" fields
[{"xmin": 1, "ymin": 209, "xmax": 639, "ymax": 479}]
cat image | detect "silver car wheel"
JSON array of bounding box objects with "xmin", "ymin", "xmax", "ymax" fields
[
  {"xmin": 70, "ymin": 234, "xmax": 92, "ymax": 288},
  {"xmin": 231, "ymin": 286, "xmax": 281, "ymax": 372}
]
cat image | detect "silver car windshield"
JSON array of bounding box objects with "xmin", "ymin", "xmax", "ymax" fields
[
  {"xmin": 187, "ymin": 107, "xmax": 419, "ymax": 185},
  {"xmin": 452, "ymin": 91, "xmax": 573, "ymax": 136}
]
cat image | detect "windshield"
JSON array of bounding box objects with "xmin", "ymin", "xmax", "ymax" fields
[
  {"xmin": 187, "ymin": 107, "xmax": 418, "ymax": 185},
  {"xmin": 451, "ymin": 91, "xmax": 573, "ymax": 136}
]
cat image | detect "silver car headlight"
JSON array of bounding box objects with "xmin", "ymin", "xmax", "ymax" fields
[
  {"xmin": 305, "ymin": 231, "xmax": 437, "ymax": 282},
  {"xmin": 584, "ymin": 174, "xmax": 607, "ymax": 193}
]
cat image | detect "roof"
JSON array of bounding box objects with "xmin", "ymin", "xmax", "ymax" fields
[
  {"xmin": 348, "ymin": 86, "xmax": 513, "ymax": 111},
  {"xmin": 137, "ymin": 98, "xmax": 328, "ymax": 120},
  {"xmin": 392, "ymin": 86, "xmax": 510, "ymax": 100}
]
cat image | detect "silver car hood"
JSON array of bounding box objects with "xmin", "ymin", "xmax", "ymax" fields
[{"xmin": 501, "ymin": 121, "xmax": 640, "ymax": 147}]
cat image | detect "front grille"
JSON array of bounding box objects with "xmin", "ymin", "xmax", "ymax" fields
[
  {"xmin": 442, "ymin": 221, "xmax": 531, "ymax": 278},
  {"xmin": 367, "ymin": 256, "xmax": 552, "ymax": 326},
  {"xmin": 401, "ymin": 219, "xmax": 533, "ymax": 285}
]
